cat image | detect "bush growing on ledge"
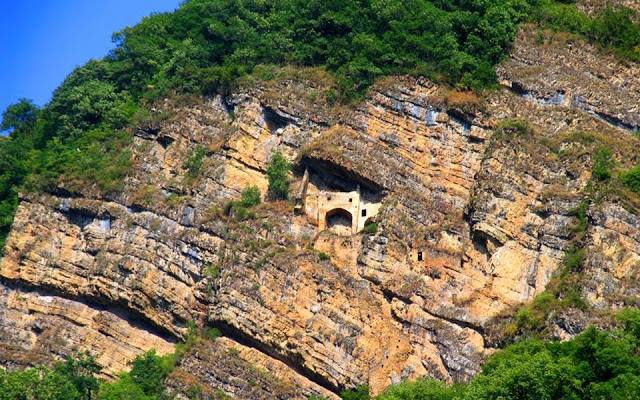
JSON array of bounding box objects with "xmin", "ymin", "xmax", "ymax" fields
[
  {"xmin": 621, "ymin": 165, "xmax": 640, "ymax": 194},
  {"xmin": 184, "ymin": 145, "xmax": 208, "ymax": 177},
  {"xmin": 493, "ymin": 118, "xmax": 534, "ymax": 141},
  {"xmin": 239, "ymin": 186, "xmax": 261, "ymax": 208},
  {"xmin": 363, "ymin": 222, "xmax": 378, "ymax": 235},
  {"xmin": 591, "ymin": 147, "xmax": 614, "ymax": 181},
  {"xmin": 266, "ymin": 151, "xmax": 291, "ymax": 200},
  {"xmin": 341, "ymin": 385, "xmax": 371, "ymax": 400},
  {"xmin": 226, "ymin": 186, "xmax": 262, "ymax": 220}
]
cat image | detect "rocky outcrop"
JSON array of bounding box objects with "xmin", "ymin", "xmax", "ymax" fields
[
  {"xmin": 1, "ymin": 31, "xmax": 640, "ymax": 397},
  {"xmin": 166, "ymin": 337, "xmax": 338, "ymax": 400},
  {"xmin": 498, "ymin": 24, "xmax": 640, "ymax": 132},
  {"xmin": 0, "ymin": 281, "xmax": 174, "ymax": 377},
  {"xmin": 577, "ymin": 0, "xmax": 640, "ymax": 18}
]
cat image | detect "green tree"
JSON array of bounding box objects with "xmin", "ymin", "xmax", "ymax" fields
[
  {"xmin": 55, "ymin": 353, "xmax": 100, "ymax": 400},
  {"xmin": 128, "ymin": 351, "xmax": 170, "ymax": 397},
  {"xmin": 1, "ymin": 99, "xmax": 40, "ymax": 133},
  {"xmin": 0, "ymin": 353, "xmax": 99, "ymax": 400},
  {"xmin": 266, "ymin": 151, "xmax": 291, "ymax": 200}
]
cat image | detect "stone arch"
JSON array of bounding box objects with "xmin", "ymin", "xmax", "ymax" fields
[{"xmin": 325, "ymin": 208, "xmax": 353, "ymax": 235}]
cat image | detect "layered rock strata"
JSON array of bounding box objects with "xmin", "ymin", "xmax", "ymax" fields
[{"xmin": 1, "ymin": 26, "xmax": 640, "ymax": 398}]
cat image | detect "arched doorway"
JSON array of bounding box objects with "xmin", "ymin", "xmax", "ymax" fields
[{"xmin": 325, "ymin": 208, "xmax": 353, "ymax": 235}]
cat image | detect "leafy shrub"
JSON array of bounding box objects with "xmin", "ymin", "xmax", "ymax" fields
[
  {"xmin": 377, "ymin": 379, "xmax": 459, "ymax": 400},
  {"xmin": 569, "ymin": 199, "xmax": 589, "ymax": 236},
  {"xmin": 0, "ymin": 352, "xmax": 99, "ymax": 400},
  {"xmin": 203, "ymin": 263, "xmax": 220, "ymax": 279},
  {"xmin": 202, "ymin": 327, "xmax": 222, "ymax": 341},
  {"xmin": 493, "ymin": 119, "xmax": 533, "ymax": 140},
  {"xmin": 99, "ymin": 350, "xmax": 173, "ymax": 400},
  {"xmin": 266, "ymin": 151, "xmax": 291, "ymax": 200},
  {"xmin": 184, "ymin": 145, "xmax": 207, "ymax": 177},
  {"xmin": 239, "ymin": 186, "xmax": 261, "ymax": 208},
  {"xmin": 563, "ymin": 246, "xmax": 585, "ymax": 273},
  {"xmin": 341, "ymin": 385, "xmax": 370, "ymax": 400},
  {"xmin": 226, "ymin": 186, "xmax": 262, "ymax": 221},
  {"xmin": 318, "ymin": 252, "xmax": 331, "ymax": 262},
  {"xmin": 621, "ymin": 165, "xmax": 640, "ymax": 194},
  {"xmin": 363, "ymin": 222, "xmax": 378, "ymax": 235},
  {"xmin": 510, "ymin": 292, "xmax": 556, "ymax": 334},
  {"xmin": 127, "ymin": 351, "xmax": 172, "ymax": 397},
  {"xmin": 592, "ymin": 147, "xmax": 614, "ymax": 181}
]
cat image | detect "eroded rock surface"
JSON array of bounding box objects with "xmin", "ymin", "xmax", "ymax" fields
[
  {"xmin": 2, "ymin": 30, "xmax": 640, "ymax": 397},
  {"xmin": 498, "ymin": 25, "xmax": 640, "ymax": 132}
]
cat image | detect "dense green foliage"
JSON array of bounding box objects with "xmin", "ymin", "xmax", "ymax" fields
[
  {"xmin": 534, "ymin": 0, "xmax": 640, "ymax": 62},
  {"xmin": 621, "ymin": 165, "xmax": 640, "ymax": 194},
  {"xmin": 99, "ymin": 351, "xmax": 173, "ymax": 400},
  {"xmin": 266, "ymin": 151, "xmax": 291, "ymax": 200},
  {"xmin": 107, "ymin": 0, "xmax": 534, "ymax": 100},
  {"xmin": 0, "ymin": 353, "xmax": 100, "ymax": 400},
  {"xmin": 341, "ymin": 385, "xmax": 372, "ymax": 400},
  {"xmin": 362, "ymin": 222, "xmax": 378, "ymax": 235},
  {"xmin": 238, "ymin": 186, "xmax": 261, "ymax": 208},
  {"xmin": 0, "ymin": 351, "xmax": 171, "ymax": 400},
  {"xmin": 0, "ymin": 324, "xmax": 222, "ymax": 400},
  {"xmin": 369, "ymin": 309, "xmax": 640, "ymax": 400},
  {"xmin": 591, "ymin": 147, "xmax": 614, "ymax": 181}
]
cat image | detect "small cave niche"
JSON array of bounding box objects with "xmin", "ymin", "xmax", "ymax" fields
[
  {"xmin": 64, "ymin": 212, "xmax": 94, "ymax": 230},
  {"xmin": 157, "ymin": 135, "xmax": 175, "ymax": 149},
  {"xmin": 417, "ymin": 251, "xmax": 423, "ymax": 262},
  {"xmin": 263, "ymin": 106, "xmax": 292, "ymax": 133},
  {"xmin": 471, "ymin": 230, "xmax": 502, "ymax": 257},
  {"xmin": 221, "ymin": 95, "xmax": 235, "ymax": 116}
]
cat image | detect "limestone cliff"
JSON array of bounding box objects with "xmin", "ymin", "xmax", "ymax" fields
[{"xmin": 1, "ymin": 23, "xmax": 640, "ymax": 398}]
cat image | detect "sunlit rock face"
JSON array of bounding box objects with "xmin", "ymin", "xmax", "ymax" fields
[{"xmin": 1, "ymin": 24, "xmax": 640, "ymax": 397}]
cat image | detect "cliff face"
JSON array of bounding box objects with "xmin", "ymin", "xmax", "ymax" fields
[{"xmin": 1, "ymin": 25, "xmax": 640, "ymax": 398}]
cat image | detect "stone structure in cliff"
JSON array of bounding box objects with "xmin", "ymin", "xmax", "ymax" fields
[
  {"xmin": 295, "ymin": 168, "xmax": 382, "ymax": 235},
  {"xmin": 1, "ymin": 22, "xmax": 640, "ymax": 399}
]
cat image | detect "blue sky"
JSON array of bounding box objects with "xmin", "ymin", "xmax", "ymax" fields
[{"xmin": 0, "ymin": 0, "xmax": 182, "ymax": 115}]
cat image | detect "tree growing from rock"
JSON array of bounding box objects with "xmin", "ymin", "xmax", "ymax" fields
[{"xmin": 266, "ymin": 151, "xmax": 290, "ymax": 200}]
